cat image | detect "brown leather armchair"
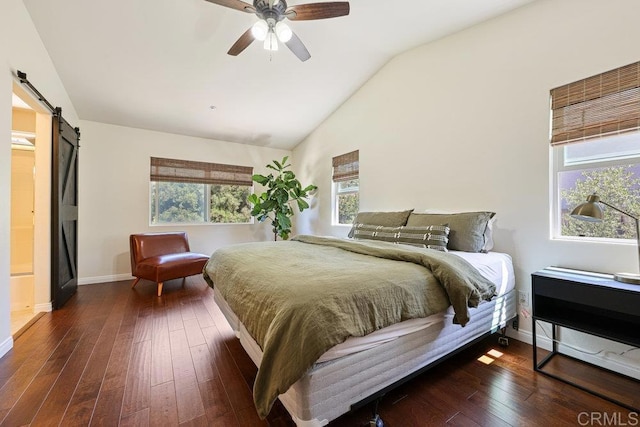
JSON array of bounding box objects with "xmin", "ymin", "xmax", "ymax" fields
[{"xmin": 129, "ymin": 232, "xmax": 209, "ymax": 296}]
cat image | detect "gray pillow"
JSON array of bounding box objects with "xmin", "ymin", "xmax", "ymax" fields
[
  {"xmin": 406, "ymin": 212, "xmax": 495, "ymax": 252},
  {"xmin": 348, "ymin": 209, "xmax": 414, "ymax": 238},
  {"xmin": 351, "ymin": 224, "xmax": 450, "ymax": 252}
]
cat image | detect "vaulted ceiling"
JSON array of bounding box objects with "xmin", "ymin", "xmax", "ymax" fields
[{"xmin": 23, "ymin": 0, "xmax": 534, "ymax": 149}]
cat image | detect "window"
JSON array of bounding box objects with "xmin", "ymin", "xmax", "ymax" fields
[
  {"xmin": 551, "ymin": 61, "xmax": 640, "ymax": 240},
  {"xmin": 150, "ymin": 157, "xmax": 253, "ymax": 224},
  {"xmin": 332, "ymin": 150, "xmax": 359, "ymax": 225}
]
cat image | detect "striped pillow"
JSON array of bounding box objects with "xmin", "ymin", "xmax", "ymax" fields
[{"xmin": 351, "ymin": 224, "xmax": 450, "ymax": 252}]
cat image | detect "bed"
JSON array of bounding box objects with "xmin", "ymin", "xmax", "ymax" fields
[
  {"xmin": 203, "ymin": 217, "xmax": 517, "ymax": 425},
  {"xmin": 203, "ymin": 210, "xmax": 516, "ymax": 427}
]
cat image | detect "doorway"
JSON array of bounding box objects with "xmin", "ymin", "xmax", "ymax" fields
[{"xmin": 9, "ymin": 87, "xmax": 52, "ymax": 336}]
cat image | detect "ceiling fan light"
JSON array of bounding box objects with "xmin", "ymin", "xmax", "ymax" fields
[
  {"xmin": 263, "ymin": 32, "xmax": 278, "ymax": 51},
  {"xmin": 275, "ymin": 21, "xmax": 292, "ymax": 42},
  {"xmin": 251, "ymin": 20, "xmax": 268, "ymax": 41}
]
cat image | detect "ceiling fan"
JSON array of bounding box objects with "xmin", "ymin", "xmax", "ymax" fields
[{"xmin": 205, "ymin": 0, "xmax": 350, "ymax": 61}]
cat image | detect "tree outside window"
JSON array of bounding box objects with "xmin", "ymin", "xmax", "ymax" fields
[
  {"xmin": 332, "ymin": 150, "xmax": 359, "ymax": 225},
  {"xmin": 560, "ymin": 166, "xmax": 640, "ymax": 239},
  {"xmin": 149, "ymin": 157, "xmax": 253, "ymax": 225}
]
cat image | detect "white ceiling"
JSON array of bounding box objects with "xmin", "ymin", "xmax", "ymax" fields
[{"xmin": 23, "ymin": 0, "xmax": 534, "ymax": 150}]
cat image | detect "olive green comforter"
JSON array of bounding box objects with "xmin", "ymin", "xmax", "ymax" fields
[{"xmin": 202, "ymin": 235, "xmax": 496, "ymax": 418}]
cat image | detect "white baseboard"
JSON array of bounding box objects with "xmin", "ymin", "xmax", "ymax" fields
[
  {"xmin": 78, "ymin": 273, "xmax": 133, "ymax": 285},
  {"xmin": 508, "ymin": 326, "xmax": 640, "ymax": 380},
  {"xmin": 34, "ymin": 302, "xmax": 52, "ymax": 312},
  {"xmin": 0, "ymin": 335, "xmax": 14, "ymax": 358}
]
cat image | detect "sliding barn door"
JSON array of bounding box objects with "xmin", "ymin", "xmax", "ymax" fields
[{"xmin": 51, "ymin": 109, "xmax": 80, "ymax": 309}]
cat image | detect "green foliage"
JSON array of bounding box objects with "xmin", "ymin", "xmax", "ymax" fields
[
  {"xmin": 338, "ymin": 192, "xmax": 359, "ymax": 224},
  {"xmin": 561, "ymin": 166, "xmax": 640, "ymax": 239},
  {"xmin": 152, "ymin": 182, "xmax": 205, "ymax": 223},
  {"xmin": 151, "ymin": 182, "xmax": 252, "ymax": 224},
  {"xmin": 337, "ymin": 179, "xmax": 359, "ymax": 224},
  {"xmin": 249, "ymin": 157, "xmax": 317, "ymax": 240},
  {"xmin": 210, "ymin": 184, "xmax": 251, "ymax": 223}
]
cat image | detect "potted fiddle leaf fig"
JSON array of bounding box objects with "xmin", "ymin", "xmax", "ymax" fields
[{"xmin": 248, "ymin": 156, "xmax": 317, "ymax": 241}]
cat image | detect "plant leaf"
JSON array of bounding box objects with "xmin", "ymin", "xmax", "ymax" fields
[{"xmin": 252, "ymin": 174, "xmax": 269, "ymax": 185}]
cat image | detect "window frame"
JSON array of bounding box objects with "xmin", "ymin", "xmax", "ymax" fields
[
  {"xmin": 332, "ymin": 178, "xmax": 359, "ymax": 226},
  {"xmin": 550, "ymin": 61, "xmax": 640, "ymax": 243},
  {"xmin": 149, "ymin": 157, "xmax": 254, "ymax": 226},
  {"xmin": 551, "ymin": 141, "xmax": 640, "ymax": 243},
  {"xmin": 331, "ymin": 150, "xmax": 359, "ymax": 226}
]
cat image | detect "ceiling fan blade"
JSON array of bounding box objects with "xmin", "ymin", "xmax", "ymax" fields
[
  {"xmin": 204, "ymin": 0, "xmax": 256, "ymax": 13},
  {"xmin": 285, "ymin": 2, "xmax": 349, "ymax": 21},
  {"xmin": 227, "ymin": 28, "xmax": 256, "ymax": 56},
  {"xmin": 285, "ymin": 32, "xmax": 311, "ymax": 62}
]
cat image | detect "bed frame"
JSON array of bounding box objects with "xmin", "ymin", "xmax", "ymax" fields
[{"xmin": 215, "ymin": 288, "xmax": 518, "ymax": 426}]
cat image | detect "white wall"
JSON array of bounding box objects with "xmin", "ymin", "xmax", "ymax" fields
[
  {"xmin": 0, "ymin": 0, "xmax": 80, "ymax": 356},
  {"xmin": 0, "ymin": 3, "xmax": 12, "ymax": 356},
  {"xmin": 293, "ymin": 0, "xmax": 640, "ymax": 368},
  {"xmin": 78, "ymin": 121, "xmax": 290, "ymax": 283}
]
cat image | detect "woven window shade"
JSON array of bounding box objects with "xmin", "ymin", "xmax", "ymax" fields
[
  {"xmin": 550, "ymin": 61, "xmax": 640, "ymax": 146},
  {"xmin": 332, "ymin": 150, "xmax": 359, "ymax": 182},
  {"xmin": 150, "ymin": 157, "xmax": 253, "ymax": 186}
]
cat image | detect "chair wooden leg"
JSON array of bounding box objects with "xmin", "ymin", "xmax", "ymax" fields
[
  {"xmin": 182, "ymin": 277, "xmax": 186, "ymax": 288},
  {"xmin": 131, "ymin": 277, "xmax": 140, "ymax": 289},
  {"xmin": 157, "ymin": 282, "xmax": 163, "ymax": 297}
]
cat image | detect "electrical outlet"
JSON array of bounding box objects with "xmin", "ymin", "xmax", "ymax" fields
[{"xmin": 518, "ymin": 291, "xmax": 530, "ymax": 307}]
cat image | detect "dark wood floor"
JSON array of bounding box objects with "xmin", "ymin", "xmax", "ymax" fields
[{"xmin": 0, "ymin": 276, "xmax": 634, "ymax": 426}]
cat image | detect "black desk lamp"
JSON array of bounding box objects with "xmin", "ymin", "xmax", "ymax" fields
[{"xmin": 571, "ymin": 194, "xmax": 640, "ymax": 284}]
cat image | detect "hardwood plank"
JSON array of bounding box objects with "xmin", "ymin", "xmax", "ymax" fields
[
  {"xmin": 100, "ymin": 331, "xmax": 135, "ymax": 391},
  {"xmin": 543, "ymin": 353, "xmax": 640, "ymax": 408},
  {"xmin": 198, "ymin": 377, "xmax": 234, "ymax": 420},
  {"xmin": 170, "ymin": 329, "xmax": 205, "ymax": 422},
  {"xmin": 89, "ymin": 386, "xmax": 125, "ymax": 426},
  {"xmin": 447, "ymin": 411, "xmax": 483, "ymax": 427},
  {"xmin": 1, "ymin": 325, "xmax": 86, "ymax": 426},
  {"xmin": 201, "ymin": 326, "xmax": 255, "ymax": 413},
  {"xmin": 192, "ymin": 299, "xmax": 215, "ymax": 329},
  {"xmin": 121, "ymin": 339, "xmax": 152, "ymax": 416},
  {"xmin": 62, "ymin": 288, "xmax": 136, "ymax": 425},
  {"xmin": 184, "ymin": 318, "xmax": 206, "ymax": 348},
  {"xmin": 165, "ymin": 291, "xmax": 185, "ymax": 332},
  {"xmin": 0, "ymin": 322, "xmax": 79, "ymax": 413},
  {"xmin": 151, "ymin": 305, "xmax": 174, "ymax": 387},
  {"xmin": 180, "ymin": 297, "xmax": 197, "ymax": 322},
  {"xmin": 0, "ymin": 277, "xmax": 634, "ymax": 427},
  {"xmin": 236, "ymin": 406, "xmax": 269, "ymax": 427},
  {"xmin": 133, "ymin": 304, "xmax": 154, "ymax": 344},
  {"xmin": 30, "ymin": 320, "xmax": 106, "ymax": 426},
  {"xmin": 179, "ymin": 414, "xmax": 209, "ymax": 427},
  {"xmin": 150, "ymin": 381, "xmax": 179, "ymax": 427},
  {"xmin": 190, "ymin": 344, "xmax": 215, "ymax": 383},
  {"xmin": 204, "ymin": 410, "xmax": 241, "ymax": 427},
  {"xmin": 120, "ymin": 407, "xmax": 150, "ymax": 427}
]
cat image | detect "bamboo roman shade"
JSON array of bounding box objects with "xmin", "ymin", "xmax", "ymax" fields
[
  {"xmin": 332, "ymin": 150, "xmax": 359, "ymax": 182},
  {"xmin": 150, "ymin": 157, "xmax": 253, "ymax": 186},
  {"xmin": 550, "ymin": 61, "xmax": 640, "ymax": 146}
]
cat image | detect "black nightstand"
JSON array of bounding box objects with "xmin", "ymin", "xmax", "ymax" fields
[{"xmin": 531, "ymin": 267, "xmax": 640, "ymax": 411}]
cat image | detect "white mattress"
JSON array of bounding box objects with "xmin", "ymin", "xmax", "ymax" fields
[
  {"xmin": 215, "ymin": 288, "xmax": 517, "ymax": 426},
  {"xmin": 213, "ymin": 250, "xmax": 517, "ymax": 426}
]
